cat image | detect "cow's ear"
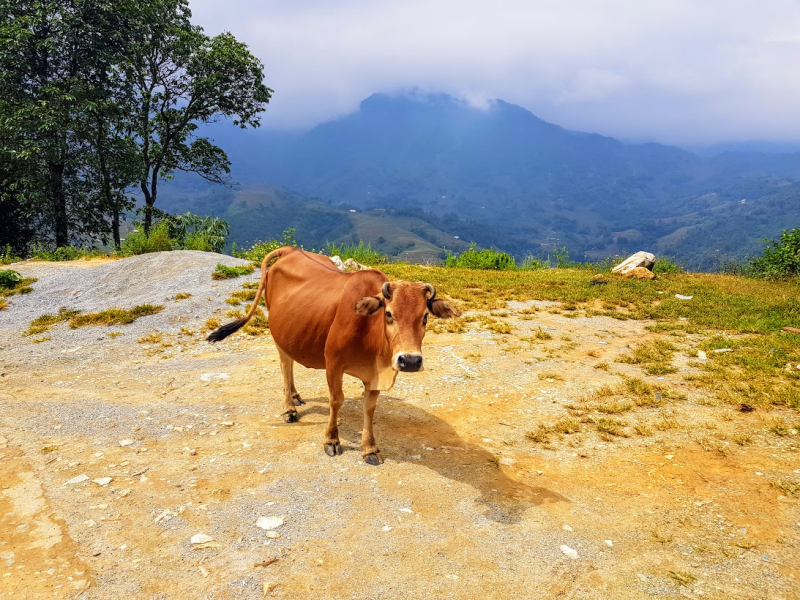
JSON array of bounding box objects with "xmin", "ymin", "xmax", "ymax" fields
[
  {"xmin": 429, "ymin": 299, "xmax": 460, "ymax": 319},
  {"xmin": 355, "ymin": 295, "xmax": 384, "ymax": 316}
]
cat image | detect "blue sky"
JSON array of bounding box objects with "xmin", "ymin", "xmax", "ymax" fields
[{"xmin": 189, "ymin": 0, "xmax": 800, "ymax": 146}]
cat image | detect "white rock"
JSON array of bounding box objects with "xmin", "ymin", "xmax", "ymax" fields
[
  {"xmin": 93, "ymin": 477, "xmax": 112, "ymax": 486},
  {"xmin": 560, "ymin": 545, "xmax": 579, "ymax": 559},
  {"xmin": 604, "ymin": 540, "xmax": 614, "ymax": 547},
  {"xmin": 64, "ymin": 474, "xmax": 89, "ymax": 485},
  {"xmin": 713, "ymin": 348, "xmax": 733, "ymax": 353},
  {"xmin": 562, "ymin": 524, "xmax": 573, "ymax": 532},
  {"xmin": 382, "ymin": 525, "xmax": 393, "ymax": 532},
  {"xmin": 264, "ymin": 531, "xmax": 280, "ymax": 539},
  {"xmin": 675, "ymin": 294, "xmax": 693, "ymax": 300},
  {"xmin": 199, "ymin": 373, "xmax": 230, "ymax": 382},
  {"xmin": 399, "ymin": 508, "xmax": 414, "ymax": 514},
  {"xmin": 612, "ymin": 251, "xmax": 655, "ymax": 275},
  {"xmin": 256, "ymin": 516, "xmax": 285, "ymax": 530},
  {"xmin": 119, "ymin": 439, "xmax": 135, "ymax": 447},
  {"xmin": 190, "ymin": 533, "xmax": 213, "ymax": 545},
  {"xmin": 499, "ymin": 458, "xmax": 516, "ymax": 466},
  {"xmin": 697, "ymin": 350, "xmax": 707, "ymax": 360},
  {"xmin": 330, "ymin": 255, "xmax": 345, "ymax": 271}
]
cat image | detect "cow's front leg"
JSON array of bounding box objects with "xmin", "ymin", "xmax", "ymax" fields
[
  {"xmin": 324, "ymin": 369, "xmax": 345, "ymax": 456},
  {"xmin": 277, "ymin": 346, "xmax": 300, "ymax": 422},
  {"xmin": 361, "ymin": 389, "xmax": 382, "ymax": 465}
]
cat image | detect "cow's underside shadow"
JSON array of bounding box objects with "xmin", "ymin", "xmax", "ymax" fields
[{"xmin": 286, "ymin": 393, "xmax": 569, "ymax": 524}]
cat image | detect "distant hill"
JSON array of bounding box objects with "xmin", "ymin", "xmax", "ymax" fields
[{"xmin": 159, "ymin": 92, "xmax": 800, "ymax": 269}]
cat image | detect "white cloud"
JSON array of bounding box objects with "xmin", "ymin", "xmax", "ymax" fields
[{"xmin": 188, "ymin": 0, "xmax": 800, "ymax": 144}]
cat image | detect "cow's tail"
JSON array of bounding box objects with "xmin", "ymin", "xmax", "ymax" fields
[{"xmin": 206, "ymin": 248, "xmax": 283, "ymax": 343}]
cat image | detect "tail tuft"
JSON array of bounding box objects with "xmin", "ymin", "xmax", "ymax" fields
[{"xmin": 206, "ymin": 318, "xmax": 247, "ymax": 342}]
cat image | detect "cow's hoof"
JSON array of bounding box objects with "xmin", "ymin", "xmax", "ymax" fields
[
  {"xmin": 324, "ymin": 442, "xmax": 343, "ymax": 457},
  {"xmin": 363, "ymin": 453, "xmax": 383, "ymax": 466},
  {"xmin": 292, "ymin": 393, "xmax": 305, "ymax": 406},
  {"xmin": 283, "ymin": 411, "xmax": 299, "ymax": 423}
]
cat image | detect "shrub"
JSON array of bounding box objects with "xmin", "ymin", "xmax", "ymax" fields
[
  {"xmin": 325, "ymin": 240, "xmax": 387, "ymax": 265},
  {"xmin": 0, "ymin": 270, "xmax": 22, "ymax": 288},
  {"xmin": 653, "ymin": 256, "xmax": 683, "ymax": 274},
  {"xmin": 520, "ymin": 255, "xmax": 548, "ymax": 270},
  {"xmin": 169, "ymin": 213, "xmax": 229, "ymax": 253},
  {"xmin": 750, "ymin": 228, "xmax": 800, "ymax": 279},
  {"xmin": 1, "ymin": 245, "xmax": 21, "ymax": 265},
  {"xmin": 444, "ymin": 243, "xmax": 516, "ymax": 270},
  {"xmin": 120, "ymin": 220, "xmax": 173, "ymax": 255},
  {"xmin": 233, "ymin": 228, "xmax": 298, "ymax": 265},
  {"xmin": 28, "ymin": 243, "xmax": 105, "ymax": 261}
]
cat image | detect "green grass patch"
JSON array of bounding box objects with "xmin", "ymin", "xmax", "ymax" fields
[
  {"xmin": 212, "ymin": 263, "xmax": 255, "ymax": 280},
  {"xmin": 27, "ymin": 305, "xmax": 166, "ymax": 334},
  {"xmin": 325, "ymin": 240, "xmax": 387, "ymax": 265},
  {"xmin": 0, "ymin": 270, "xmax": 36, "ymax": 310},
  {"xmin": 24, "ymin": 307, "xmax": 81, "ymax": 335}
]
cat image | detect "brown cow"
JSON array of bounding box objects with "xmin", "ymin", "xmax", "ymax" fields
[{"xmin": 207, "ymin": 246, "xmax": 460, "ymax": 465}]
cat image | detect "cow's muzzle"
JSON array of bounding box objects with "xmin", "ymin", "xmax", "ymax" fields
[{"xmin": 396, "ymin": 354, "xmax": 423, "ymax": 372}]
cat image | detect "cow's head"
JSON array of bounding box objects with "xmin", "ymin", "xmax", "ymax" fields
[{"xmin": 355, "ymin": 281, "xmax": 460, "ymax": 372}]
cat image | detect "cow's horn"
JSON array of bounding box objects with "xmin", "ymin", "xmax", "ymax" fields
[
  {"xmin": 424, "ymin": 283, "xmax": 436, "ymax": 301},
  {"xmin": 382, "ymin": 282, "xmax": 392, "ymax": 299}
]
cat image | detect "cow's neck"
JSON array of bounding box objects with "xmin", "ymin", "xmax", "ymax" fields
[{"xmin": 369, "ymin": 329, "xmax": 398, "ymax": 392}]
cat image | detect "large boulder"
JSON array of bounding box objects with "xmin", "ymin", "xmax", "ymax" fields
[{"xmin": 612, "ymin": 251, "xmax": 655, "ymax": 275}]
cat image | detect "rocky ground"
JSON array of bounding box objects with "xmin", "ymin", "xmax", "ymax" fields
[{"xmin": 0, "ymin": 252, "xmax": 798, "ymax": 599}]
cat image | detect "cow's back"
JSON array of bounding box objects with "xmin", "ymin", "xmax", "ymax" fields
[{"xmin": 264, "ymin": 248, "xmax": 352, "ymax": 369}]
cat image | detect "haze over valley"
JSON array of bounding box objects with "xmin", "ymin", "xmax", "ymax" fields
[{"xmin": 160, "ymin": 92, "xmax": 800, "ymax": 269}]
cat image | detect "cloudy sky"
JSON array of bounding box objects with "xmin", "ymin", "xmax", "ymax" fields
[{"xmin": 189, "ymin": 0, "xmax": 800, "ymax": 146}]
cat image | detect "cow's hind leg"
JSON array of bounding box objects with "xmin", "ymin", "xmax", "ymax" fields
[
  {"xmin": 323, "ymin": 368, "xmax": 345, "ymax": 457},
  {"xmin": 361, "ymin": 388, "xmax": 382, "ymax": 465},
  {"xmin": 276, "ymin": 346, "xmax": 301, "ymax": 422}
]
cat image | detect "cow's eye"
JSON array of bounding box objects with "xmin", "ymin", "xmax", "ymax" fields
[
  {"xmin": 385, "ymin": 311, "xmax": 393, "ymax": 322},
  {"xmin": 423, "ymin": 313, "xmax": 429, "ymax": 326}
]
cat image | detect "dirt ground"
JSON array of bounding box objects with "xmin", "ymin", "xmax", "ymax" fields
[{"xmin": 1, "ymin": 256, "xmax": 799, "ymax": 599}]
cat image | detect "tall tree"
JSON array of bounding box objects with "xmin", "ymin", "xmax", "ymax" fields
[{"xmin": 126, "ymin": 0, "xmax": 272, "ymax": 233}]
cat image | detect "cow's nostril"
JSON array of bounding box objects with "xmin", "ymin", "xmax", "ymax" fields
[{"xmin": 398, "ymin": 354, "xmax": 423, "ymax": 372}]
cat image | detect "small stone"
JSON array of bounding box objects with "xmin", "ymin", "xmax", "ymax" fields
[
  {"xmin": 264, "ymin": 531, "xmax": 280, "ymax": 539},
  {"xmin": 199, "ymin": 566, "xmax": 209, "ymax": 578},
  {"xmin": 256, "ymin": 516, "xmax": 285, "ymax": 530},
  {"xmin": 713, "ymin": 348, "xmax": 733, "ymax": 353},
  {"xmin": 399, "ymin": 508, "xmax": 414, "ymax": 514},
  {"xmin": 118, "ymin": 489, "xmax": 131, "ymax": 497},
  {"xmin": 604, "ymin": 540, "xmax": 613, "ymax": 547},
  {"xmin": 697, "ymin": 350, "xmax": 707, "ymax": 360},
  {"xmin": 64, "ymin": 474, "xmax": 89, "ymax": 485},
  {"xmin": 93, "ymin": 477, "xmax": 112, "ymax": 486},
  {"xmin": 382, "ymin": 525, "xmax": 393, "ymax": 532},
  {"xmin": 190, "ymin": 533, "xmax": 213, "ymax": 545},
  {"xmin": 665, "ymin": 455, "xmax": 674, "ymax": 460},
  {"xmin": 560, "ymin": 545, "xmax": 578, "ymax": 559},
  {"xmin": 499, "ymin": 458, "xmax": 516, "ymax": 466},
  {"xmin": 220, "ymin": 421, "xmax": 234, "ymax": 427},
  {"xmin": 675, "ymin": 294, "xmax": 693, "ymax": 300},
  {"xmin": 562, "ymin": 524, "xmax": 573, "ymax": 532},
  {"xmin": 119, "ymin": 439, "xmax": 135, "ymax": 447},
  {"xmin": 83, "ymin": 520, "xmax": 96, "ymax": 528}
]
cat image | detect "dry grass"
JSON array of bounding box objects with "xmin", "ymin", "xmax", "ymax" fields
[
  {"xmin": 24, "ymin": 307, "xmax": 81, "ymax": 336},
  {"xmin": 69, "ymin": 304, "xmax": 163, "ymax": 328},
  {"xmin": 174, "ymin": 292, "xmax": 192, "ymax": 301}
]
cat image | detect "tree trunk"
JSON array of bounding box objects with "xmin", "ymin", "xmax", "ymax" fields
[
  {"xmin": 49, "ymin": 160, "xmax": 68, "ymax": 247},
  {"xmin": 112, "ymin": 205, "xmax": 121, "ymax": 249}
]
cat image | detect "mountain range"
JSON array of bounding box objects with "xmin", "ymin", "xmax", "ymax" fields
[{"xmin": 157, "ymin": 92, "xmax": 800, "ymax": 269}]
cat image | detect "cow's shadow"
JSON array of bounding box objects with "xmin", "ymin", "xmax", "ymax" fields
[{"xmin": 292, "ymin": 394, "xmax": 569, "ymax": 524}]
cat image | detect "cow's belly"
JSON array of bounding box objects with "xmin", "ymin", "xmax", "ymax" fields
[{"xmin": 267, "ymin": 303, "xmax": 330, "ymax": 370}]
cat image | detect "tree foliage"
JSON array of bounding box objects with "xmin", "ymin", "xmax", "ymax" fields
[
  {"xmin": 0, "ymin": 0, "xmax": 271, "ymax": 251},
  {"xmin": 750, "ymin": 228, "xmax": 800, "ymax": 279}
]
